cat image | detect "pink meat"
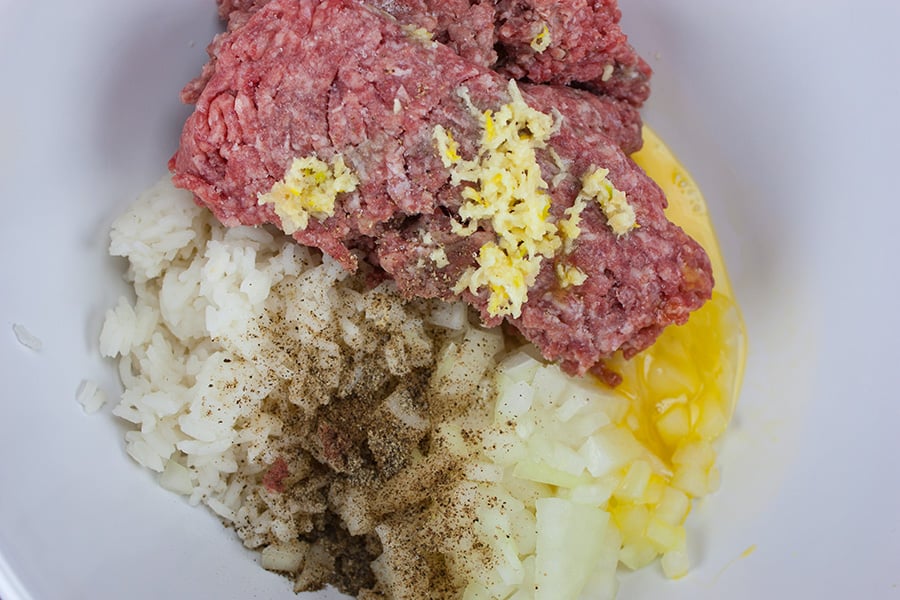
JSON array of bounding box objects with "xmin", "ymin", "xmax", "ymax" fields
[
  {"xmin": 207, "ymin": 0, "xmax": 651, "ymax": 108},
  {"xmin": 492, "ymin": 0, "xmax": 651, "ymax": 107},
  {"xmin": 170, "ymin": 0, "xmax": 712, "ymax": 376}
]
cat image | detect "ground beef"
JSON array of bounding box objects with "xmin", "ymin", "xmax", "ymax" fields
[
  {"xmin": 205, "ymin": 0, "xmax": 498, "ymax": 79},
  {"xmin": 170, "ymin": 0, "xmax": 712, "ymax": 377},
  {"xmin": 367, "ymin": 0, "xmax": 499, "ymax": 68},
  {"xmin": 492, "ymin": 0, "xmax": 651, "ymax": 107},
  {"xmin": 208, "ymin": 0, "xmax": 650, "ymax": 108},
  {"xmin": 216, "ymin": 0, "xmax": 264, "ymax": 19}
]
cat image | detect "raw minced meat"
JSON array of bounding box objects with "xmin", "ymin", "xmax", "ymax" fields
[{"xmin": 170, "ymin": 0, "xmax": 712, "ymax": 378}]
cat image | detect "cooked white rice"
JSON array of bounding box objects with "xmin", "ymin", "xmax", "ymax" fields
[
  {"xmin": 76, "ymin": 379, "xmax": 107, "ymax": 414},
  {"xmin": 100, "ymin": 176, "xmax": 504, "ymax": 596},
  {"xmin": 12, "ymin": 323, "xmax": 42, "ymax": 351}
]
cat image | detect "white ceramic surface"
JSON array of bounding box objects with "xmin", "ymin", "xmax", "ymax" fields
[{"xmin": 1, "ymin": 1, "xmax": 898, "ymax": 599}]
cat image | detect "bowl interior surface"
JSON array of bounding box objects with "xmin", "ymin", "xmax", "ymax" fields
[{"xmin": 1, "ymin": 1, "xmax": 898, "ymax": 599}]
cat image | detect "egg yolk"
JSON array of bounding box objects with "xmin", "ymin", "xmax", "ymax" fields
[{"xmin": 611, "ymin": 126, "xmax": 747, "ymax": 467}]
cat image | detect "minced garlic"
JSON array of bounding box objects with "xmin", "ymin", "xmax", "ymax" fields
[
  {"xmin": 548, "ymin": 147, "xmax": 569, "ymax": 188},
  {"xmin": 578, "ymin": 166, "xmax": 637, "ymax": 235},
  {"xmin": 557, "ymin": 196, "xmax": 587, "ymax": 252},
  {"xmin": 402, "ymin": 24, "xmax": 437, "ymax": 48},
  {"xmin": 433, "ymin": 81, "xmax": 635, "ymax": 318},
  {"xmin": 433, "ymin": 127, "xmax": 461, "ymax": 168},
  {"xmin": 257, "ymin": 155, "xmax": 358, "ymax": 235},
  {"xmin": 556, "ymin": 263, "xmax": 588, "ymax": 288},
  {"xmin": 436, "ymin": 81, "xmax": 560, "ymax": 319},
  {"xmin": 530, "ymin": 23, "xmax": 551, "ymax": 52}
]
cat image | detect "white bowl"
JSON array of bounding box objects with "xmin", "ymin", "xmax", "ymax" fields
[{"xmin": 1, "ymin": 1, "xmax": 898, "ymax": 598}]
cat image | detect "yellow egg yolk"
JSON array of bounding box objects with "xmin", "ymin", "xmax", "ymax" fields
[{"xmin": 610, "ymin": 126, "xmax": 747, "ymax": 467}]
